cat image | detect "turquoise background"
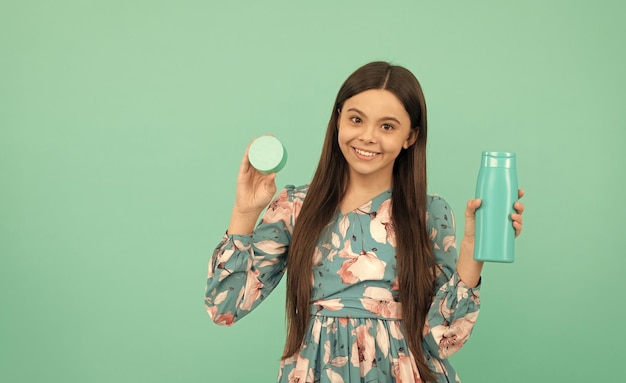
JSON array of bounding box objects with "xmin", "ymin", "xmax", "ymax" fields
[{"xmin": 2, "ymin": 1, "xmax": 624, "ymax": 382}]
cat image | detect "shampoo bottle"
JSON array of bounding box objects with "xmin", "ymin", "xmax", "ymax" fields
[{"xmin": 474, "ymin": 151, "xmax": 518, "ymax": 263}]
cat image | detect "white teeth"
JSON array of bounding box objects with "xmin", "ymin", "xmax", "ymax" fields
[{"xmin": 354, "ymin": 148, "xmax": 378, "ymax": 157}]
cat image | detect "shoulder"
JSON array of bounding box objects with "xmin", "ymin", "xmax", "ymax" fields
[
  {"xmin": 427, "ymin": 194, "xmax": 453, "ymax": 214},
  {"xmin": 275, "ymin": 184, "xmax": 309, "ymax": 223},
  {"xmin": 263, "ymin": 184, "xmax": 310, "ymax": 228},
  {"xmin": 280, "ymin": 184, "xmax": 309, "ymax": 201},
  {"xmin": 426, "ymin": 194, "xmax": 455, "ymax": 231}
]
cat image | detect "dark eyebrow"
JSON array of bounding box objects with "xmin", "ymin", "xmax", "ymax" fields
[{"xmin": 345, "ymin": 107, "xmax": 402, "ymax": 125}]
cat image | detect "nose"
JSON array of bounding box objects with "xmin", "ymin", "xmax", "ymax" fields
[{"xmin": 358, "ymin": 124, "xmax": 377, "ymax": 143}]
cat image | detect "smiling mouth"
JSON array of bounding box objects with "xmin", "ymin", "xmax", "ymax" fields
[{"xmin": 353, "ymin": 147, "xmax": 380, "ymax": 158}]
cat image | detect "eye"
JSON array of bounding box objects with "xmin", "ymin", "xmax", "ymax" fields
[
  {"xmin": 350, "ymin": 116, "xmax": 362, "ymax": 124},
  {"xmin": 381, "ymin": 123, "xmax": 394, "ymax": 131}
]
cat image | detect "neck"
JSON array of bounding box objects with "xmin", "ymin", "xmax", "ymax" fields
[
  {"xmin": 339, "ymin": 173, "xmax": 392, "ymax": 215},
  {"xmin": 345, "ymin": 172, "xmax": 392, "ymax": 197}
]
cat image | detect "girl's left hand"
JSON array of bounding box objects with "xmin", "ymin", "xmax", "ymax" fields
[
  {"xmin": 511, "ymin": 189, "xmax": 525, "ymax": 237},
  {"xmin": 464, "ymin": 189, "xmax": 525, "ymax": 238}
]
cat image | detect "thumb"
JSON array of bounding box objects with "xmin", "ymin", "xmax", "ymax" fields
[
  {"xmin": 465, "ymin": 198, "xmax": 482, "ymax": 218},
  {"xmin": 464, "ymin": 198, "xmax": 481, "ymax": 238}
]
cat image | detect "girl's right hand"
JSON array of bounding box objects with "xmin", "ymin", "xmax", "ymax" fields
[{"xmin": 232, "ymin": 139, "xmax": 277, "ymax": 216}]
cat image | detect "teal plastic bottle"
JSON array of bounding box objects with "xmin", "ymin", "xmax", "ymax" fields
[{"xmin": 474, "ymin": 151, "xmax": 518, "ymax": 263}]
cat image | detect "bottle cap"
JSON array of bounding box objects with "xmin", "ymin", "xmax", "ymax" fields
[
  {"xmin": 248, "ymin": 136, "xmax": 287, "ymax": 174},
  {"xmin": 481, "ymin": 151, "xmax": 516, "ymax": 168}
]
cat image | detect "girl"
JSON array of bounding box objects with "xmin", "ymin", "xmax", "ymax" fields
[{"xmin": 205, "ymin": 61, "xmax": 525, "ymax": 382}]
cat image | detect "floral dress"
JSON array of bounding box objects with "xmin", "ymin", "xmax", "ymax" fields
[{"xmin": 205, "ymin": 185, "xmax": 481, "ymax": 383}]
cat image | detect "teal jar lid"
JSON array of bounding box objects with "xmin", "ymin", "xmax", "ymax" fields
[
  {"xmin": 481, "ymin": 151, "xmax": 516, "ymax": 168},
  {"xmin": 248, "ymin": 136, "xmax": 287, "ymax": 174}
]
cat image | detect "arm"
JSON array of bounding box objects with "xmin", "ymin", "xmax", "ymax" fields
[
  {"xmin": 423, "ymin": 192, "xmax": 525, "ymax": 359},
  {"xmin": 205, "ymin": 186, "xmax": 296, "ymax": 325},
  {"xmin": 422, "ymin": 195, "xmax": 481, "ymax": 360},
  {"xmin": 455, "ymin": 199, "xmax": 484, "ymax": 288},
  {"xmin": 204, "ymin": 139, "xmax": 291, "ymax": 325}
]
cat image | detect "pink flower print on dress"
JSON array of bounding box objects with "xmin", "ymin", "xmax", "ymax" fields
[
  {"xmin": 205, "ymin": 305, "xmax": 235, "ymax": 326},
  {"xmin": 292, "ymin": 197, "xmax": 303, "ymax": 222},
  {"xmin": 431, "ymin": 311, "xmax": 478, "ymax": 359},
  {"xmin": 205, "ymin": 291, "xmax": 236, "ymax": 326},
  {"xmin": 288, "ymin": 354, "xmax": 313, "ymax": 383},
  {"xmin": 370, "ymin": 200, "xmax": 396, "ymax": 246},
  {"xmin": 239, "ymin": 269, "xmax": 263, "ymax": 311},
  {"xmin": 442, "ymin": 235, "xmax": 456, "ymax": 252},
  {"xmin": 391, "ymin": 353, "xmax": 421, "ymax": 383},
  {"xmin": 436, "ymin": 294, "xmax": 454, "ymax": 322},
  {"xmin": 350, "ymin": 319, "xmax": 376, "ymax": 377},
  {"xmin": 312, "ymin": 247, "xmax": 323, "ymax": 267},
  {"xmin": 323, "ymin": 340, "xmax": 349, "ymax": 368},
  {"xmin": 375, "ymin": 321, "xmax": 391, "ymax": 358},
  {"xmin": 211, "ymin": 248, "xmax": 239, "ymax": 282},
  {"xmin": 311, "ymin": 317, "xmax": 322, "ymax": 345},
  {"xmin": 391, "ymin": 277, "xmax": 400, "ymax": 291},
  {"xmin": 322, "ymin": 317, "xmax": 339, "ymax": 335},
  {"xmin": 389, "ymin": 320, "xmax": 404, "ymax": 340},
  {"xmin": 360, "ymin": 287, "xmax": 401, "ymax": 319},
  {"xmin": 314, "ymin": 298, "xmax": 344, "ymax": 312},
  {"xmin": 263, "ymin": 188, "xmax": 293, "ymax": 230},
  {"xmin": 211, "ymin": 290, "xmax": 229, "ymax": 306},
  {"xmin": 337, "ymin": 317, "xmax": 349, "ymax": 328},
  {"xmin": 205, "ymin": 302, "xmax": 216, "ymax": 318},
  {"xmin": 422, "ymin": 319, "xmax": 431, "ymax": 337},
  {"xmin": 326, "ymin": 369, "xmax": 345, "ymax": 383},
  {"xmin": 212, "ymin": 312, "xmax": 235, "ymax": 326},
  {"xmin": 338, "ymin": 215, "xmax": 350, "ymax": 239},
  {"xmin": 430, "ymin": 356, "xmax": 448, "ymax": 375},
  {"xmin": 254, "ymin": 239, "xmax": 288, "ymax": 258},
  {"xmin": 337, "ymin": 240, "xmax": 386, "ymax": 284}
]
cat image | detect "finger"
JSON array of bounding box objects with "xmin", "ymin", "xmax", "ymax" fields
[
  {"xmin": 465, "ymin": 198, "xmax": 482, "ymax": 217},
  {"xmin": 514, "ymin": 201, "xmax": 525, "ymax": 214},
  {"xmin": 511, "ymin": 212, "xmax": 523, "ymax": 237},
  {"xmin": 518, "ymin": 189, "xmax": 525, "ymax": 199},
  {"xmin": 513, "ymin": 220, "xmax": 522, "ymax": 237}
]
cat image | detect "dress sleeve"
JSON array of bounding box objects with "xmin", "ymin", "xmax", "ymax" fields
[
  {"xmin": 423, "ymin": 195, "xmax": 481, "ymax": 360},
  {"xmin": 204, "ymin": 185, "xmax": 299, "ymax": 325}
]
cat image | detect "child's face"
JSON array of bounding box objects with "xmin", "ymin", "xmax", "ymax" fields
[{"xmin": 337, "ymin": 89, "xmax": 415, "ymax": 186}]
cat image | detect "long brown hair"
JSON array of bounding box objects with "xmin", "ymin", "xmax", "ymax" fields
[{"xmin": 283, "ymin": 61, "xmax": 437, "ymax": 381}]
